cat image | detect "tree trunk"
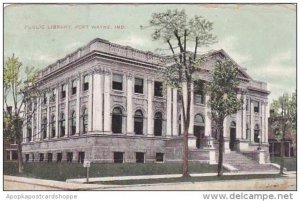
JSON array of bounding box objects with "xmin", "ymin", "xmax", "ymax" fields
[
  {"xmin": 217, "ymin": 122, "xmax": 224, "ymax": 176},
  {"xmin": 279, "ymin": 139, "xmax": 285, "ymax": 175},
  {"xmin": 182, "ymin": 128, "xmax": 190, "ymax": 177},
  {"xmin": 17, "ymin": 139, "xmax": 24, "ymax": 174}
]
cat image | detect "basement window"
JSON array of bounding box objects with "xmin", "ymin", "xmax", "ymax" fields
[
  {"xmin": 156, "ymin": 153, "xmax": 164, "ymax": 162},
  {"xmin": 136, "ymin": 152, "xmax": 145, "ymax": 163},
  {"xmin": 114, "ymin": 152, "xmax": 124, "ymax": 163}
]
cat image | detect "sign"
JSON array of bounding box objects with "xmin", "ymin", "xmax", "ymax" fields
[{"xmin": 83, "ymin": 160, "xmax": 91, "ymax": 168}]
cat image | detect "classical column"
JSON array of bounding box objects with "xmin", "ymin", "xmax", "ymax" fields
[
  {"xmin": 35, "ymin": 98, "xmax": 39, "ymax": 141},
  {"xmin": 46, "ymin": 95, "xmax": 50, "ymax": 139},
  {"xmin": 223, "ymin": 116, "xmax": 230, "ymax": 138},
  {"xmin": 261, "ymin": 101, "xmax": 265, "ymax": 143},
  {"xmin": 182, "ymin": 82, "xmax": 188, "ymax": 133},
  {"xmin": 166, "ymin": 86, "xmax": 172, "ymax": 136},
  {"xmin": 31, "ymin": 108, "xmax": 34, "ymax": 142},
  {"xmin": 37, "ymin": 97, "xmax": 41, "ymax": 140},
  {"xmin": 76, "ymin": 77, "xmax": 81, "ymax": 134},
  {"xmin": 250, "ymin": 100, "xmax": 255, "ymax": 142},
  {"xmin": 23, "ymin": 104, "xmax": 27, "ymax": 143},
  {"xmin": 188, "ymin": 83, "xmax": 194, "ymax": 135},
  {"xmin": 92, "ymin": 71, "xmax": 103, "ymax": 132},
  {"xmin": 242, "ymin": 95, "xmax": 247, "ymax": 139},
  {"xmin": 172, "ymin": 88, "xmax": 178, "ymax": 136},
  {"xmin": 127, "ymin": 74, "xmax": 133, "ymax": 134},
  {"xmin": 55, "ymin": 87, "xmax": 59, "ymax": 138},
  {"xmin": 205, "ymin": 94, "xmax": 211, "ymax": 137},
  {"xmin": 65, "ymin": 83, "xmax": 69, "ymax": 136},
  {"xmin": 88, "ymin": 74, "xmax": 93, "ymax": 132},
  {"xmin": 265, "ymin": 102, "xmax": 269, "ymax": 143},
  {"xmin": 103, "ymin": 70, "xmax": 111, "ymax": 132},
  {"xmin": 147, "ymin": 79, "xmax": 153, "ymax": 136},
  {"xmin": 236, "ymin": 94, "xmax": 242, "ymax": 139}
]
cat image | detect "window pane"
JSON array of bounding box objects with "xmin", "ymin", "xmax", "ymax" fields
[
  {"xmin": 135, "ymin": 78, "xmax": 144, "ymax": 94},
  {"xmin": 154, "ymin": 81, "xmax": 163, "ymax": 97},
  {"xmin": 113, "ymin": 74, "xmax": 123, "ymax": 82}
]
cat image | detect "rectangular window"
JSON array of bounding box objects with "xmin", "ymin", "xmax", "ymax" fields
[
  {"xmin": 72, "ymin": 80, "xmax": 77, "ymax": 95},
  {"xmin": 134, "ymin": 78, "xmax": 144, "ymax": 94},
  {"xmin": 32, "ymin": 153, "xmax": 35, "ymax": 162},
  {"xmin": 47, "ymin": 153, "xmax": 53, "ymax": 163},
  {"xmin": 136, "ymin": 152, "xmax": 145, "ymax": 163},
  {"xmin": 57, "ymin": 153, "xmax": 62, "ymax": 163},
  {"xmin": 39, "ymin": 153, "xmax": 44, "ymax": 162},
  {"xmin": 154, "ymin": 81, "xmax": 163, "ymax": 97},
  {"xmin": 50, "ymin": 89, "xmax": 56, "ymax": 102},
  {"xmin": 114, "ymin": 152, "xmax": 124, "ymax": 163},
  {"xmin": 78, "ymin": 152, "xmax": 85, "ymax": 164},
  {"xmin": 194, "ymin": 81, "xmax": 205, "ymax": 104},
  {"xmin": 43, "ymin": 93, "xmax": 47, "ymax": 104},
  {"xmin": 253, "ymin": 101, "xmax": 259, "ymax": 113},
  {"xmin": 25, "ymin": 154, "xmax": 29, "ymax": 162},
  {"xmin": 112, "ymin": 74, "xmax": 123, "ymax": 90},
  {"xmin": 156, "ymin": 153, "xmax": 164, "ymax": 162},
  {"xmin": 67, "ymin": 152, "xmax": 73, "ymax": 163},
  {"xmin": 83, "ymin": 75, "xmax": 89, "ymax": 91},
  {"xmin": 61, "ymin": 84, "xmax": 66, "ymax": 99}
]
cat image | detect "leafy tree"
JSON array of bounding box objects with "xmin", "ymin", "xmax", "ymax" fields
[
  {"xmin": 4, "ymin": 54, "xmax": 38, "ymax": 173},
  {"xmin": 206, "ymin": 59, "xmax": 243, "ymax": 176},
  {"xmin": 270, "ymin": 92, "xmax": 296, "ymax": 175},
  {"xmin": 143, "ymin": 9, "xmax": 217, "ymax": 177}
]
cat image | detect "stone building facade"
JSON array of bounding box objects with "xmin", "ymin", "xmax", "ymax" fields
[{"xmin": 22, "ymin": 38, "xmax": 270, "ymax": 164}]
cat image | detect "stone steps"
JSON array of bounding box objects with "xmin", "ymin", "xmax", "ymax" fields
[{"xmin": 220, "ymin": 151, "xmax": 279, "ymax": 172}]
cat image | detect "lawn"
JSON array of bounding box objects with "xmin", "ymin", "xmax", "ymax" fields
[
  {"xmin": 270, "ymin": 156, "xmax": 296, "ymax": 171},
  {"xmin": 95, "ymin": 174, "xmax": 281, "ymax": 185},
  {"xmin": 4, "ymin": 161, "xmax": 219, "ymax": 181}
]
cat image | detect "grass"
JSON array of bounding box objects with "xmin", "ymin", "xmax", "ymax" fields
[
  {"xmin": 270, "ymin": 156, "xmax": 296, "ymax": 171},
  {"xmin": 95, "ymin": 174, "xmax": 282, "ymax": 185},
  {"xmin": 4, "ymin": 161, "xmax": 219, "ymax": 181}
]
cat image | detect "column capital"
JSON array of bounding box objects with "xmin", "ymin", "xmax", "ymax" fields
[
  {"xmin": 127, "ymin": 73, "xmax": 133, "ymax": 80},
  {"xmin": 147, "ymin": 78, "xmax": 154, "ymax": 83},
  {"xmin": 103, "ymin": 69, "xmax": 111, "ymax": 76}
]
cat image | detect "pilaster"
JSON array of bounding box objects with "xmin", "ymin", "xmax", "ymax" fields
[
  {"xmin": 65, "ymin": 83, "xmax": 69, "ymax": 137},
  {"xmin": 205, "ymin": 94, "xmax": 211, "ymax": 137},
  {"xmin": 127, "ymin": 74, "xmax": 134, "ymax": 134},
  {"xmin": 250, "ymin": 100, "xmax": 254, "ymax": 142},
  {"xmin": 242, "ymin": 95, "xmax": 247, "ymax": 139},
  {"xmin": 172, "ymin": 88, "xmax": 178, "ymax": 136},
  {"xmin": 188, "ymin": 83, "xmax": 194, "ymax": 135},
  {"xmin": 236, "ymin": 94, "xmax": 242, "ymax": 139},
  {"xmin": 103, "ymin": 70, "xmax": 111, "ymax": 132},
  {"xmin": 166, "ymin": 86, "xmax": 172, "ymax": 136},
  {"xmin": 147, "ymin": 79, "xmax": 154, "ymax": 136},
  {"xmin": 88, "ymin": 73, "xmax": 93, "ymax": 132},
  {"xmin": 55, "ymin": 87, "xmax": 59, "ymax": 138},
  {"xmin": 76, "ymin": 77, "xmax": 81, "ymax": 135},
  {"xmin": 92, "ymin": 70, "xmax": 103, "ymax": 131}
]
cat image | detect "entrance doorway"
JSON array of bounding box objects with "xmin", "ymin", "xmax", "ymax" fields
[
  {"xmin": 194, "ymin": 114, "xmax": 205, "ymax": 149},
  {"xmin": 229, "ymin": 121, "xmax": 236, "ymax": 151}
]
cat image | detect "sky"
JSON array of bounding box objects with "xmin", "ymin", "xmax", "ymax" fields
[{"xmin": 4, "ymin": 4, "xmax": 296, "ymax": 101}]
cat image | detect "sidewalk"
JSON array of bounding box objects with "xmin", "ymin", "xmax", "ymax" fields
[
  {"xmin": 66, "ymin": 170, "xmax": 282, "ymax": 184},
  {"xmin": 4, "ymin": 171, "xmax": 296, "ymax": 191}
]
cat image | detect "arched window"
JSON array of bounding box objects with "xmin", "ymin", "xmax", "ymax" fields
[
  {"xmin": 230, "ymin": 121, "xmax": 236, "ymax": 128},
  {"xmin": 42, "ymin": 117, "xmax": 47, "ymax": 139},
  {"xmin": 254, "ymin": 124, "xmax": 260, "ymax": 143},
  {"xmin": 60, "ymin": 113, "xmax": 65, "ymax": 137},
  {"xmin": 51, "ymin": 115, "xmax": 56, "ymax": 138},
  {"xmin": 194, "ymin": 114, "xmax": 205, "ymax": 148},
  {"xmin": 178, "ymin": 115, "xmax": 181, "ymax": 136},
  {"xmin": 112, "ymin": 107, "xmax": 122, "ymax": 133},
  {"xmin": 134, "ymin": 110, "xmax": 143, "ymax": 135},
  {"xmin": 71, "ymin": 111, "xmax": 76, "ymax": 135},
  {"xmin": 154, "ymin": 112, "xmax": 163, "ymax": 136},
  {"xmin": 82, "ymin": 108, "xmax": 88, "ymax": 134}
]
